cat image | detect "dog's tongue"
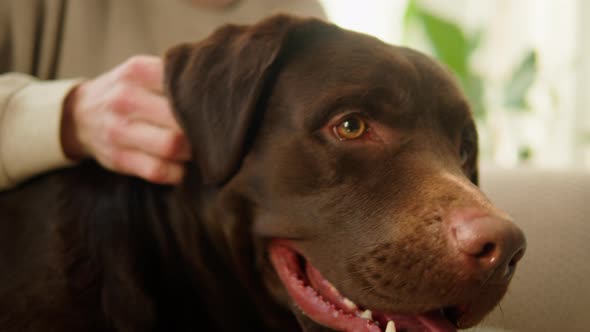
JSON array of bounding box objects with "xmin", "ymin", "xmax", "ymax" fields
[
  {"xmin": 269, "ymin": 242, "xmax": 457, "ymax": 332},
  {"xmin": 416, "ymin": 312, "xmax": 458, "ymax": 332},
  {"xmin": 380, "ymin": 312, "xmax": 457, "ymax": 332}
]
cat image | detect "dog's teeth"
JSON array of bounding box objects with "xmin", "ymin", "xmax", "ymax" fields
[
  {"xmin": 385, "ymin": 320, "xmax": 396, "ymax": 332},
  {"xmin": 343, "ymin": 298, "xmax": 358, "ymax": 310},
  {"xmin": 360, "ymin": 309, "xmax": 373, "ymax": 320},
  {"xmin": 327, "ymin": 283, "xmax": 339, "ymax": 295}
]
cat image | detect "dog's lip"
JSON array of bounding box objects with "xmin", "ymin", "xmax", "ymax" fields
[{"xmin": 268, "ymin": 240, "xmax": 458, "ymax": 332}]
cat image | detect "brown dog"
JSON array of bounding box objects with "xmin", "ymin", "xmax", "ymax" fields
[{"xmin": 0, "ymin": 15, "xmax": 525, "ymax": 332}]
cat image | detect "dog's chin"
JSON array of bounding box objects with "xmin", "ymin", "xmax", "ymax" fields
[{"xmin": 268, "ymin": 240, "xmax": 465, "ymax": 332}]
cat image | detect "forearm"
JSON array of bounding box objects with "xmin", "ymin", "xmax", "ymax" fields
[{"xmin": 0, "ymin": 73, "xmax": 81, "ymax": 190}]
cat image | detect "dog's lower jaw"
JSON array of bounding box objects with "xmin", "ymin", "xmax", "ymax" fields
[{"xmin": 268, "ymin": 242, "xmax": 462, "ymax": 332}]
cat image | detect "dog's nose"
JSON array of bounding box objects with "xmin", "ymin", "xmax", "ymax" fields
[{"xmin": 450, "ymin": 214, "xmax": 526, "ymax": 280}]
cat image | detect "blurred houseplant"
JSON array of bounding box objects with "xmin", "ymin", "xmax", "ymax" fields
[{"xmin": 403, "ymin": 0, "xmax": 538, "ymax": 163}]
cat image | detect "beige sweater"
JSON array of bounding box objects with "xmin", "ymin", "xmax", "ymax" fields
[{"xmin": 0, "ymin": 0, "xmax": 324, "ymax": 190}]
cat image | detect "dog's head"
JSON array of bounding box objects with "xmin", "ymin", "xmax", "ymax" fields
[{"xmin": 164, "ymin": 15, "xmax": 526, "ymax": 331}]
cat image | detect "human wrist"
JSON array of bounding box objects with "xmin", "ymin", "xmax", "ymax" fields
[{"xmin": 60, "ymin": 82, "xmax": 88, "ymax": 161}]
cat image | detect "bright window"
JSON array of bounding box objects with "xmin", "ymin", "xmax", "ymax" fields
[{"xmin": 320, "ymin": 0, "xmax": 590, "ymax": 169}]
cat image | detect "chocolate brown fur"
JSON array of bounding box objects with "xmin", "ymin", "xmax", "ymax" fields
[{"xmin": 0, "ymin": 15, "xmax": 523, "ymax": 331}]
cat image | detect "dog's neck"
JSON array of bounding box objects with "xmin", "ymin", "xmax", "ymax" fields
[
  {"xmin": 170, "ymin": 170, "xmax": 299, "ymax": 330},
  {"xmin": 57, "ymin": 162, "xmax": 292, "ymax": 330}
]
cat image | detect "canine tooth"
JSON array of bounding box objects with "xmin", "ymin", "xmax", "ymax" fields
[
  {"xmin": 343, "ymin": 298, "xmax": 358, "ymax": 310},
  {"xmin": 385, "ymin": 320, "xmax": 396, "ymax": 332},
  {"xmin": 360, "ymin": 309, "xmax": 373, "ymax": 320}
]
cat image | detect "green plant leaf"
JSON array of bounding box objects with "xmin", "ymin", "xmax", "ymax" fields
[
  {"xmin": 403, "ymin": 0, "xmax": 486, "ymax": 119},
  {"xmin": 462, "ymin": 74, "xmax": 485, "ymax": 119},
  {"xmin": 418, "ymin": 11, "xmax": 469, "ymax": 78},
  {"xmin": 403, "ymin": 0, "xmax": 419, "ymax": 30},
  {"xmin": 504, "ymin": 51, "xmax": 537, "ymax": 110},
  {"xmin": 404, "ymin": 0, "xmax": 468, "ymax": 77}
]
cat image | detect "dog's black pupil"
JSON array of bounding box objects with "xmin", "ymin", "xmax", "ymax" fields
[{"xmin": 343, "ymin": 118, "xmax": 361, "ymax": 133}]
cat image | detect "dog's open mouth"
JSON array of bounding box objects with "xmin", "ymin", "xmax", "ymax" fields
[{"xmin": 269, "ymin": 242, "xmax": 460, "ymax": 332}]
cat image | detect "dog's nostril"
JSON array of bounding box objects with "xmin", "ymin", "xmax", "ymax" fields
[
  {"xmin": 451, "ymin": 222, "xmax": 499, "ymax": 259},
  {"xmin": 450, "ymin": 213, "xmax": 526, "ymax": 281},
  {"xmin": 499, "ymin": 246, "xmax": 525, "ymax": 279},
  {"xmin": 509, "ymin": 248, "xmax": 525, "ymax": 267},
  {"xmin": 475, "ymin": 242, "xmax": 496, "ymax": 259}
]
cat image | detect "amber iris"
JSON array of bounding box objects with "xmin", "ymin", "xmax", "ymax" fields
[{"xmin": 334, "ymin": 115, "xmax": 367, "ymax": 140}]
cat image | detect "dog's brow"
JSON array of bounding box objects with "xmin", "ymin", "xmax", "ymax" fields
[{"xmin": 303, "ymin": 85, "xmax": 411, "ymax": 131}]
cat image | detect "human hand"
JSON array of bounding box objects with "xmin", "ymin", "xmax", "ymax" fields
[{"xmin": 61, "ymin": 55, "xmax": 190, "ymax": 184}]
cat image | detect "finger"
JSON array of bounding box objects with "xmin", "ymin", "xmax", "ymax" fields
[
  {"xmin": 118, "ymin": 55, "xmax": 165, "ymax": 93},
  {"xmin": 137, "ymin": 57, "xmax": 165, "ymax": 93},
  {"xmin": 112, "ymin": 121, "xmax": 191, "ymax": 161},
  {"xmin": 114, "ymin": 89, "xmax": 182, "ymax": 131},
  {"xmin": 110, "ymin": 149, "xmax": 185, "ymax": 184}
]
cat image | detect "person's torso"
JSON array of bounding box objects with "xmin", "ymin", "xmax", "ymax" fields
[{"xmin": 4, "ymin": 0, "xmax": 325, "ymax": 79}]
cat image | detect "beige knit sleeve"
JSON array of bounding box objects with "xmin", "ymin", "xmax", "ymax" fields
[{"xmin": 0, "ymin": 73, "xmax": 81, "ymax": 190}]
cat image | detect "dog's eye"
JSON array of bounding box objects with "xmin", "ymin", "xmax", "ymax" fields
[{"xmin": 333, "ymin": 115, "xmax": 367, "ymax": 140}]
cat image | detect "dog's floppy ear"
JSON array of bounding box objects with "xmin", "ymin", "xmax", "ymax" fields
[{"xmin": 164, "ymin": 15, "xmax": 318, "ymax": 185}]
